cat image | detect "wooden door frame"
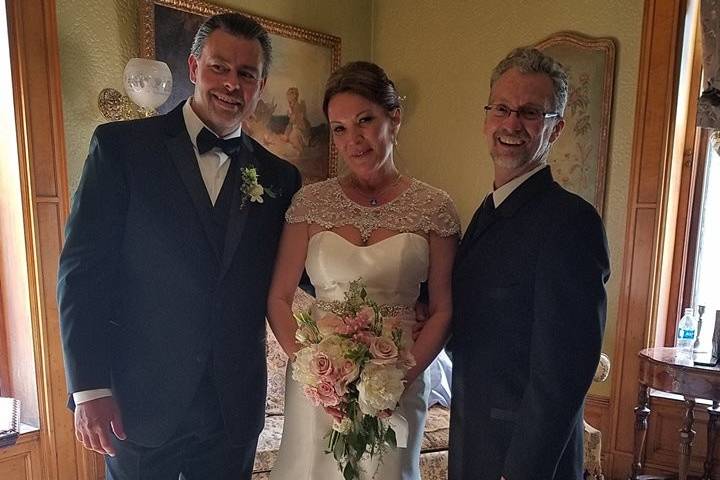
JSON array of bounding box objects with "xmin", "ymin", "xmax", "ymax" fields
[
  {"xmin": 607, "ymin": 0, "xmax": 695, "ymax": 477},
  {"xmin": 3, "ymin": 0, "xmax": 97, "ymax": 478}
]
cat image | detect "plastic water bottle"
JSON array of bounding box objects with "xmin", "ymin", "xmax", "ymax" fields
[{"xmin": 677, "ymin": 308, "xmax": 697, "ymax": 363}]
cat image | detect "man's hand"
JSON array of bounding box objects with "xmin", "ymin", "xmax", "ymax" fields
[
  {"xmin": 413, "ymin": 302, "xmax": 429, "ymax": 340},
  {"xmin": 74, "ymin": 396, "xmax": 126, "ymax": 456}
]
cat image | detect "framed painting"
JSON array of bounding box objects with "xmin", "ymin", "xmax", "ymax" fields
[
  {"xmin": 536, "ymin": 32, "xmax": 616, "ymax": 216},
  {"xmin": 139, "ymin": 0, "xmax": 341, "ymax": 181}
]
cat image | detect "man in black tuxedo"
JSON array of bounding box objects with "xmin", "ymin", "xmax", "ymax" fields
[
  {"xmin": 449, "ymin": 48, "xmax": 610, "ymax": 480},
  {"xmin": 57, "ymin": 13, "xmax": 300, "ymax": 480}
]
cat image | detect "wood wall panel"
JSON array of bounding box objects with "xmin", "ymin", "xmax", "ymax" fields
[
  {"xmin": 608, "ymin": 0, "xmax": 686, "ymax": 478},
  {"xmin": 614, "ymin": 208, "xmax": 658, "ymax": 455},
  {"xmin": 13, "ymin": 1, "xmax": 57, "ymax": 198},
  {"xmin": 35, "ymin": 201, "xmax": 78, "ymax": 479},
  {"xmin": 586, "ymin": 394, "xmax": 611, "ymax": 440},
  {"xmin": 1, "ymin": 0, "xmax": 84, "ymax": 479},
  {"xmin": 0, "ymin": 433, "xmax": 42, "ymax": 480},
  {"xmin": 636, "ymin": 2, "xmax": 679, "ymax": 205}
]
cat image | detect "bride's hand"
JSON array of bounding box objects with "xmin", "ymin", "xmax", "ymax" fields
[{"xmin": 285, "ymin": 342, "xmax": 301, "ymax": 361}]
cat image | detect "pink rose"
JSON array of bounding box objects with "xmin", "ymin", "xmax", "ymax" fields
[
  {"xmin": 317, "ymin": 313, "xmax": 344, "ymax": 336},
  {"xmin": 302, "ymin": 385, "xmax": 322, "ymax": 407},
  {"xmin": 303, "ymin": 382, "xmax": 340, "ymax": 407},
  {"xmin": 310, "ymin": 352, "xmax": 334, "ymax": 378},
  {"xmin": 316, "ymin": 381, "xmax": 340, "ymax": 407},
  {"xmin": 369, "ymin": 336, "xmax": 399, "ymax": 365},
  {"xmin": 334, "ymin": 359, "xmax": 360, "ymax": 396}
]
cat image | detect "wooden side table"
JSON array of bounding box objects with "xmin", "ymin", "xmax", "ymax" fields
[{"xmin": 630, "ymin": 347, "xmax": 720, "ymax": 480}]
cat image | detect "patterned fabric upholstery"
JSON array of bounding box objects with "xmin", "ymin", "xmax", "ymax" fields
[
  {"xmin": 583, "ymin": 421, "xmax": 604, "ymax": 480},
  {"xmin": 583, "ymin": 353, "xmax": 611, "ymax": 480}
]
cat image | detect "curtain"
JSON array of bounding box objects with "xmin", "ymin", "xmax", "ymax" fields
[{"xmin": 698, "ymin": 0, "xmax": 720, "ymax": 138}]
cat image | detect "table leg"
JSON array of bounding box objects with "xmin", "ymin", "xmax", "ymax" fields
[
  {"xmin": 702, "ymin": 401, "xmax": 720, "ymax": 480},
  {"xmin": 630, "ymin": 384, "xmax": 651, "ymax": 480},
  {"xmin": 678, "ymin": 396, "xmax": 696, "ymax": 480}
]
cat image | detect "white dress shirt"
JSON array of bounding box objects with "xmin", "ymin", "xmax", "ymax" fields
[
  {"xmin": 491, "ymin": 163, "xmax": 546, "ymax": 208},
  {"xmin": 182, "ymin": 98, "xmax": 242, "ymax": 205},
  {"xmin": 73, "ymin": 99, "xmax": 243, "ymax": 405}
]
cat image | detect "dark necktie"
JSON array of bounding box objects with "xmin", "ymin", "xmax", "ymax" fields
[
  {"xmin": 481, "ymin": 193, "xmax": 495, "ymax": 213},
  {"xmin": 196, "ymin": 127, "xmax": 243, "ymax": 156},
  {"xmin": 466, "ymin": 193, "xmax": 495, "ymax": 241}
]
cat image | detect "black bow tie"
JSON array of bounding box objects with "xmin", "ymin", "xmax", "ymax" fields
[{"xmin": 196, "ymin": 127, "xmax": 244, "ymax": 155}]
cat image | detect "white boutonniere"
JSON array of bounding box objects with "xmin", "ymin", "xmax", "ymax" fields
[{"xmin": 240, "ymin": 166, "xmax": 278, "ymax": 205}]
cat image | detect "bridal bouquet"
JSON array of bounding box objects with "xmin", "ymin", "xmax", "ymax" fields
[{"xmin": 292, "ymin": 280, "xmax": 415, "ymax": 480}]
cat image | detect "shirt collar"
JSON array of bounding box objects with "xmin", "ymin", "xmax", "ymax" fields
[
  {"xmin": 491, "ymin": 163, "xmax": 546, "ymax": 208},
  {"xmin": 182, "ymin": 98, "xmax": 243, "ymax": 152}
]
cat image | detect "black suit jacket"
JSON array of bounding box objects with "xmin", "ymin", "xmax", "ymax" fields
[
  {"xmin": 57, "ymin": 103, "xmax": 301, "ymax": 447},
  {"xmin": 448, "ymin": 166, "xmax": 610, "ymax": 480}
]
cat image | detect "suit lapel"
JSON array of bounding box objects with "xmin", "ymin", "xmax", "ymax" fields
[
  {"xmin": 164, "ymin": 104, "xmax": 222, "ymax": 262},
  {"xmin": 494, "ymin": 166, "xmax": 554, "ymax": 218},
  {"xmin": 457, "ymin": 166, "xmax": 556, "ymax": 261},
  {"xmin": 219, "ymin": 133, "xmax": 255, "ymax": 279}
]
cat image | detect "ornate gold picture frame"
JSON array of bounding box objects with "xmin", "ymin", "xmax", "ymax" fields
[
  {"xmin": 536, "ymin": 32, "xmax": 616, "ymax": 216},
  {"xmin": 139, "ymin": 0, "xmax": 342, "ymax": 181}
]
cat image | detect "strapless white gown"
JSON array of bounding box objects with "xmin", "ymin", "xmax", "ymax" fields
[{"xmin": 270, "ymin": 231, "xmax": 431, "ymax": 480}]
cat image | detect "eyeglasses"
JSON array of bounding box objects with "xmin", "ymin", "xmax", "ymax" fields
[{"xmin": 484, "ymin": 104, "xmax": 560, "ymax": 122}]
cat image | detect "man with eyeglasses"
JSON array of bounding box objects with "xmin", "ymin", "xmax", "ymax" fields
[{"xmin": 449, "ymin": 48, "xmax": 610, "ymax": 480}]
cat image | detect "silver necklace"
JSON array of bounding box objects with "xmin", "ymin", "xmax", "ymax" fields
[{"xmin": 348, "ymin": 173, "xmax": 403, "ymax": 207}]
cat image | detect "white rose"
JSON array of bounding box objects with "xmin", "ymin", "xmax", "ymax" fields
[
  {"xmin": 248, "ymin": 184, "xmax": 264, "ymax": 203},
  {"xmin": 318, "ymin": 335, "xmax": 352, "ymax": 364},
  {"xmin": 357, "ymin": 363, "xmax": 406, "ymax": 416},
  {"xmin": 333, "ymin": 417, "xmax": 352, "ymax": 434},
  {"xmin": 292, "ymin": 346, "xmax": 319, "ymax": 385}
]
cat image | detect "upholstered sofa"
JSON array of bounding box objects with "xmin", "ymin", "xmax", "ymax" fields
[{"xmin": 252, "ymin": 290, "xmax": 450, "ymax": 479}]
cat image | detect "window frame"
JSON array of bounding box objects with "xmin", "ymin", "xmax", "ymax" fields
[{"xmin": 663, "ymin": 27, "xmax": 714, "ymax": 348}]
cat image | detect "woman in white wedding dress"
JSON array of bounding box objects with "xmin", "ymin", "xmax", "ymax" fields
[{"xmin": 266, "ymin": 61, "xmax": 460, "ymax": 480}]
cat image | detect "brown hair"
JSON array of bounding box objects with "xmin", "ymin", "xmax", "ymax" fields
[
  {"xmin": 190, "ymin": 13, "xmax": 272, "ymax": 78},
  {"xmin": 322, "ymin": 61, "xmax": 401, "ymax": 117}
]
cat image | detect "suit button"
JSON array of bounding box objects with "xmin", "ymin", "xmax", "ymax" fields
[{"xmin": 195, "ymin": 353, "xmax": 205, "ymax": 364}]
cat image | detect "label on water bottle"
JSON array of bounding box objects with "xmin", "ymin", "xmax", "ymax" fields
[{"xmin": 679, "ymin": 329, "xmax": 695, "ymax": 339}]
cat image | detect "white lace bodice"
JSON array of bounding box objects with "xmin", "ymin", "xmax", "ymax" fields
[
  {"xmin": 286, "ymin": 177, "xmax": 460, "ymax": 306},
  {"xmin": 285, "ymin": 177, "xmax": 461, "ymax": 243}
]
